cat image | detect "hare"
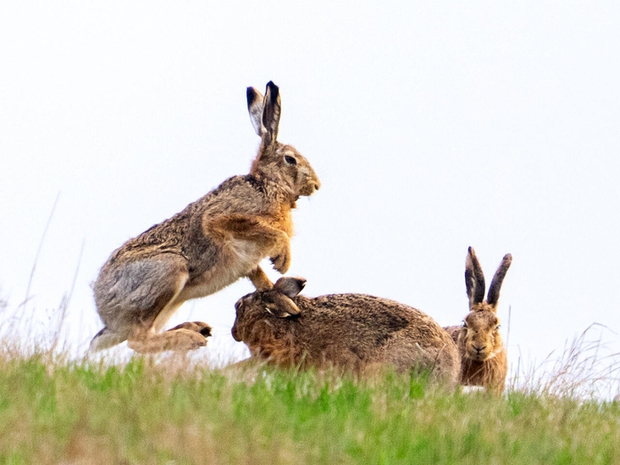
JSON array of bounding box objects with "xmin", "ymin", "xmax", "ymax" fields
[
  {"xmin": 90, "ymin": 82, "xmax": 321, "ymax": 353},
  {"xmin": 444, "ymin": 247, "xmax": 512, "ymax": 394},
  {"xmin": 232, "ymin": 277, "xmax": 461, "ymax": 387}
]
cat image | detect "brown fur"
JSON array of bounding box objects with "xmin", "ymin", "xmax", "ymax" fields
[
  {"xmin": 91, "ymin": 82, "xmax": 320, "ymax": 353},
  {"xmin": 444, "ymin": 247, "xmax": 512, "ymax": 394},
  {"xmin": 232, "ymin": 277, "xmax": 461, "ymax": 388}
]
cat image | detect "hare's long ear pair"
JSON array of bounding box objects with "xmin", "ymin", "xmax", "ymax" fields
[
  {"xmin": 247, "ymin": 81, "xmax": 281, "ymax": 146},
  {"xmin": 263, "ymin": 277, "xmax": 306, "ymax": 319},
  {"xmin": 465, "ymin": 247, "xmax": 512, "ymax": 310}
]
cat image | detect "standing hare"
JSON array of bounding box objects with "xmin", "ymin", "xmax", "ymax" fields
[
  {"xmin": 444, "ymin": 247, "xmax": 512, "ymax": 393},
  {"xmin": 232, "ymin": 277, "xmax": 461, "ymax": 387},
  {"xmin": 91, "ymin": 82, "xmax": 321, "ymax": 353}
]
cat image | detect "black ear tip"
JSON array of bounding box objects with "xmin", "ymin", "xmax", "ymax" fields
[
  {"xmin": 247, "ymin": 87, "xmax": 257, "ymax": 104},
  {"xmin": 266, "ymin": 81, "xmax": 279, "ymax": 101},
  {"xmin": 296, "ymin": 277, "xmax": 307, "ymax": 290}
]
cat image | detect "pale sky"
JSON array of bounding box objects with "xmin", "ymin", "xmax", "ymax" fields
[{"xmin": 1, "ymin": 2, "xmax": 619, "ymax": 386}]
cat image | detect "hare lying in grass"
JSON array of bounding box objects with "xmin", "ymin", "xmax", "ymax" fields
[
  {"xmin": 444, "ymin": 247, "xmax": 512, "ymax": 393},
  {"xmin": 90, "ymin": 82, "xmax": 320, "ymax": 353},
  {"xmin": 232, "ymin": 277, "xmax": 461, "ymax": 387}
]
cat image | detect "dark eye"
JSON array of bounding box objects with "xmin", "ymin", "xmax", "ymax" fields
[
  {"xmin": 496, "ymin": 324, "xmax": 501, "ymax": 330},
  {"xmin": 284, "ymin": 155, "xmax": 297, "ymax": 165},
  {"xmin": 462, "ymin": 320, "xmax": 468, "ymax": 328}
]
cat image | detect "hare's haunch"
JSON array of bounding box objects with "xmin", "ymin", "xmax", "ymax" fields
[{"xmin": 91, "ymin": 82, "xmax": 320, "ymax": 353}]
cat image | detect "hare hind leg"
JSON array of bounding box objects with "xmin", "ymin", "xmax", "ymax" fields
[
  {"xmin": 126, "ymin": 260, "xmax": 211, "ymax": 354},
  {"xmin": 126, "ymin": 297, "xmax": 206, "ymax": 354},
  {"xmin": 149, "ymin": 273, "xmax": 189, "ymax": 334},
  {"xmin": 89, "ymin": 326, "xmax": 128, "ymax": 352},
  {"xmin": 128, "ymin": 327, "xmax": 209, "ymax": 353},
  {"xmin": 92, "ymin": 254, "xmax": 190, "ymax": 351},
  {"xmin": 136, "ymin": 321, "xmax": 213, "ymax": 353}
]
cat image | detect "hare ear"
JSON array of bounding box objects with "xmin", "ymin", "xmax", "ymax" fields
[
  {"xmin": 261, "ymin": 81, "xmax": 281, "ymax": 145},
  {"xmin": 273, "ymin": 276, "xmax": 306, "ymax": 299},
  {"xmin": 265, "ymin": 294, "xmax": 301, "ymax": 318},
  {"xmin": 487, "ymin": 253, "xmax": 512, "ymax": 307},
  {"xmin": 465, "ymin": 247, "xmax": 486, "ymax": 306},
  {"xmin": 247, "ymin": 86, "xmax": 265, "ymax": 137}
]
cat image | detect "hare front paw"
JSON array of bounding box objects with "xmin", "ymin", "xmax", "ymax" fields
[{"xmin": 270, "ymin": 249, "xmax": 291, "ymax": 274}]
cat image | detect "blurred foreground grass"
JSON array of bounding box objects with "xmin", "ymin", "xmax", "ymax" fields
[{"xmin": 0, "ymin": 348, "xmax": 619, "ymax": 465}]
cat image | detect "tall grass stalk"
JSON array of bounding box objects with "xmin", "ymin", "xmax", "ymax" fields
[{"xmin": 509, "ymin": 324, "xmax": 620, "ymax": 400}]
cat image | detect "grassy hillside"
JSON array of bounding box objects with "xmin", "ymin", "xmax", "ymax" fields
[{"xmin": 1, "ymin": 349, "xmax": 619, "ymax": 465}]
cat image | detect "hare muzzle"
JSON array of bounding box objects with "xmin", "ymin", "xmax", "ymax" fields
[{"xmin": 299, "ymin": 169, "xmax": 321, "ymax": 197}]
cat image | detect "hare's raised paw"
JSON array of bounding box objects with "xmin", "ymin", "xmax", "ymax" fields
[
  {"xmin": 247, "ymin": 266, "xmax": 273, "ymax": 291},
  {"xmin": 270, "ymin": 252, "xmax": 291, "ymax": 274},
  {"xmin": 168, "ymin": 321, "xmax": 212, "ymax": 337}
]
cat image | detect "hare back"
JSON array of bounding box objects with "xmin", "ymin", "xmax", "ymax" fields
[
  {"xmin": 298, "ymin": 294, "xmax": 454, "ymax": 347},
  {"xmin": 443, "ymin": 325, "xmax": 462, "ymax": 344},
  {"xmin": 195, "ymin": 175, "xmax": 294, "ymax": 231},
  {"xmin": 98, "ymin": 174, "xmax": 294, "ymax": 298},
  {"xmin": 240, "ymin": 294, "xmax": 458, "ymax": 379},
  {"xmin": 107, "ymin": 175, "xmax": 289, "ymax": 265}
]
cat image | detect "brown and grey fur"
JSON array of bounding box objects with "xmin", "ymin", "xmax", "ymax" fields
[
  {"xmin": 91, "ymin": 82, "xmax": 320, "ymax": 353},
  {"xmin": 444, "ymin": 247, "xmax": 512, "ymax": 394},
  {"xmin": 232, "ymin": 277, "xmax": 461, "ymax": 388}
]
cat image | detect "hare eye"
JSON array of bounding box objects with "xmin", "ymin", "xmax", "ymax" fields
[
  {"xmin": 462, "ymin": 320, "xmax": 467, "ymax": 328},
  {"xmin": 284, "ymin": 155, "xmax": 297, "ymax": 165}
]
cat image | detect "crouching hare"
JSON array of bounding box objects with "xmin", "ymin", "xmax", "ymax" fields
[
  {"xmin": 232, "ymin": 277, "xmax": 461, "ymax": 388},
  {"xmin": 444, "ymin": 247, "xmax": 512, "ymax": 394},
  {"xmin": 91, "ymin": 82, "xmax": 320, "ymax": 353}
]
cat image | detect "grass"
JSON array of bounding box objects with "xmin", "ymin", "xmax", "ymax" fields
[
  {"xmin": 1, "ymin": 218, "xmax": 620, "ymax": 465},
  {"xmin": 0, "ymin": 283, "xmax": 619, "ymax": 464},
  {"xmin": 0, "ymin": 345, "xmax": 619, "ymax": 465},
  {"xmin": 509, "ymin": 324, "xmax": 620, "ymax": 400}
]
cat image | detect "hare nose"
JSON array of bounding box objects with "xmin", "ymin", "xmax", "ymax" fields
[{"xmin": 473, "ymin": 345, "xmax": 486, "ymax": 354}]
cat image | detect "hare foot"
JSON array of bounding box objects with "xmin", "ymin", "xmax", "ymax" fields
[
  {"xmin": 128, "ymin": 323, "xmax": 211, "ymax": 354},
  {"xmin": 167, "ymin": 321, "xmax": 212, "ymax": 337}
]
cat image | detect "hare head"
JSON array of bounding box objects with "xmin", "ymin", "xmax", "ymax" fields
[
  {"xmin": 459, "ymin": 247, "xmax": 512, "ymax": 362},
  {"xmin": 247, "ymin": 82, "xmax": 321, "ymax": 199},
  {"xmin": 231, "ymin": 276, "xmax": 306, "ymax": 342}
]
